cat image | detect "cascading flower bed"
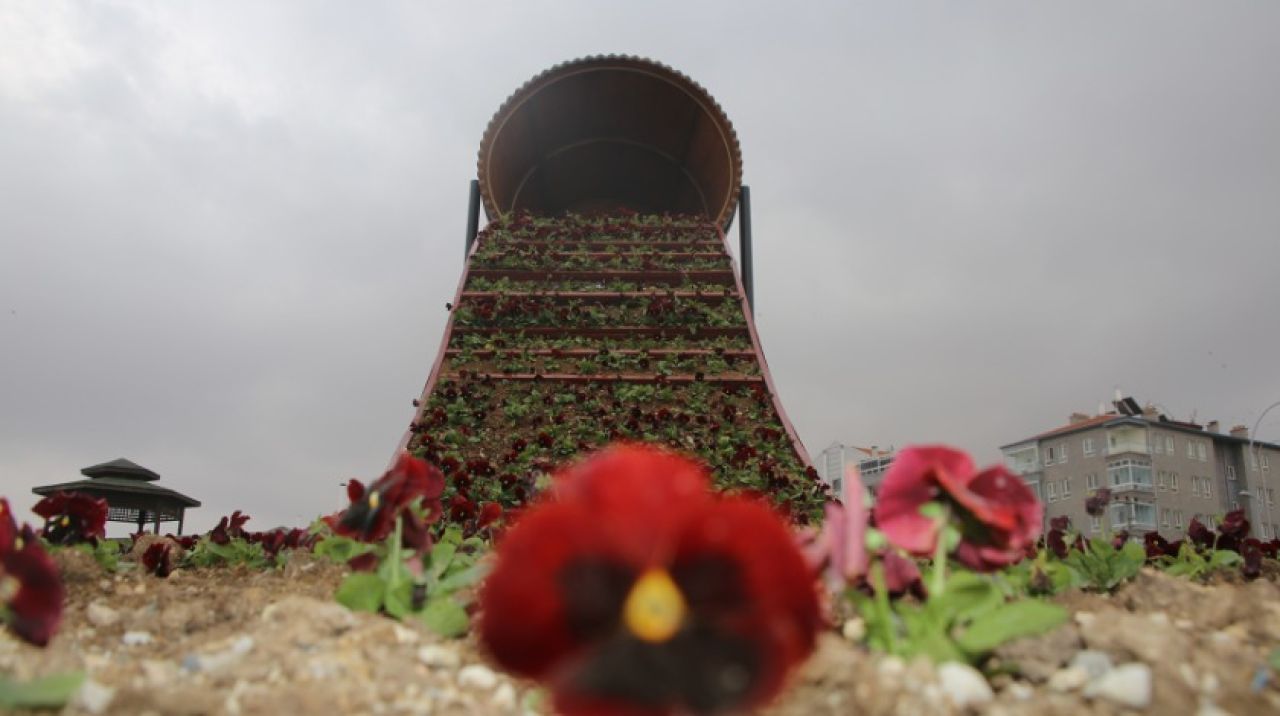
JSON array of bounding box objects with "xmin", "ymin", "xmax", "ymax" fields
[{"xmin": 407, "ymin": 212, "xmax": 830, "ymax": 524}]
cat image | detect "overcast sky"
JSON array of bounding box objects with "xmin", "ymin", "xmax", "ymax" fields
[{"xmin": 3, "ymin": 2, "xmax": 1279, "ymax": 535}]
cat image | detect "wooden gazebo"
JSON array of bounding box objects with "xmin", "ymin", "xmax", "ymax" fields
[{"xmin": 32, "ymin": 458, "xmax": 201, "ymax": 535}]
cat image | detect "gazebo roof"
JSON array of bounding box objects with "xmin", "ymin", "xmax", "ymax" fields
[
  {"xmin": 34, "ymin": 459, "xmax": 200, "ymax": 508},
  {"xmin": 80, "ymin": 457, "xmax": 161, "ymax": 482}
]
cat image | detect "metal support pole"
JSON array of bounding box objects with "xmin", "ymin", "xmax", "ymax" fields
[
  {"xmin": 738, "ymin": 185, "xmax": 754, "ymax": 314},
  {"xmin": 464, "ymin": 179, "xmax": 481, "ymax": 257}
]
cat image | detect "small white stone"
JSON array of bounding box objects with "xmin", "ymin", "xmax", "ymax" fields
[
  {"xmin": 458, "ymin": 664, "xmax": 499, "ymax": 690},
  {"xmin": 878, "ymin": 656, "xmax": 906, "ymax": 677},
  {"xmin": 1148, "ymin": 612, "xmax": 1170, "ymax": 626},
  {"xmin": 122, "ymin": 630, "xmax": 153, "ymax": 646},
  {"xmin": 75, "ymin": 679, "xmax": 115, "ymax": 715},
  {"xmin": 393, "ymin": 624, "xmax": 419, "ymax": 645},
  {"xmin": 1048, "ymin": 667, "xmax": 1090, "ymax": 692},
  {"xmin": 418, "ymin": 644, "xmax": 462, "ymax": 669},
  {"xmin": 1196, "ymin": 698, "xmax": 1232, "ymax": 716},
  {"xmin": 841, "ymin": 617, "xmax": 866, "ymax": 642},
  {"xmin": 1086, "ymin": 662, "xmax": 1153, "ymax": 709},
  {"xmin": 1175, "ymin": 619, "xmax": 1195, "ymax": 630},
  {"xmin": 937, "ymin": 662, "xmax": 994, "ymax": 708},
  {"xmin": 1005, "ymin": 682, "xmax": 1034, "ymax": 701},
  {"xmin": 491, "ymin": 682, "xmax": 517, "ymax": 710},
  {"xmin": 1201, "ymin": 673, "xmax": 1220, "ymax": 695},
  {"xmin": 86, "ymin": 601, "xmax": 119, "ymax": 628},
  {"xmin": 1069, "ymin": 650, "xmax": 1114, "ymax": 680},
  {"xmin": 1074, "ymin": 611, "xmax": 1096, "ymax": 628}
]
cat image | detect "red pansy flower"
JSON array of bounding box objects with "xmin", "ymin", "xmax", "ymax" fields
[
  {"xmin": 1187, "ymin": 517, "xmax": 1215, "ymax": 548},
  {"xmin": 2, "ymin": 526, "xmax": 65, "ymax": 646},
  {"xmin": 210, "ymin": 510, "xmax": 251, "ymax": 545},
  {"xmin": 479, "ymin": 444, "xmax": 820, "ymax": 715},
  {"xmin": 1084, "ymin": 489, "xmax": 1112, "ymax": 517},
  {"xmin": 32, "ymin": 491, "xmax": 107, "ymax": 545},
  {"xmin": 142, "ymin": 541, "xmax": 174, "ymax": 578},
  {"xmin": 874, "ymin": 446, "xmax": 1042, "ymax": 571},
  {"xmin": 325, "ymin": 453, "xmax": 445, "ymax": 544}
]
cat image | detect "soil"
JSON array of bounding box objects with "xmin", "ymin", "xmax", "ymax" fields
[{"xmin": 7, "ymin": 550, "xmax": 1279, "ymax": 715}]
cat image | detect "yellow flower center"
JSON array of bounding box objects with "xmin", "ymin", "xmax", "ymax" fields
[
  {"xmin": 622, "ymin": 569, "xmax": 687, "ymax": 643},
  {"xmin": 368, "ymin": 491, "xmax": 380, "ymax": 510},
  {"xmin": 0, "ymin": 575, "xmax": 18, "ymax": 603},
  {"xmin": 60, "ymin": 516, "xmax": 71, "ymax": 527}
]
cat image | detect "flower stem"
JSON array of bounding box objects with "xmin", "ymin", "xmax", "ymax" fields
[
  {"xmin": 389, "ymin": 515, "xmax": 403, "ymax": 587},
  {"xmin": 869, "ymin": 561, "xmax": 898, "ymax": 654},
  {"xmin": 930, "ymin": 521, "xmax": 948, "ymax": 598}
]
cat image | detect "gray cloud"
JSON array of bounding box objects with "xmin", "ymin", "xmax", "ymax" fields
[{"xmin": 3, "ymin": 2, "xmax": 1278, "ymax": 534}]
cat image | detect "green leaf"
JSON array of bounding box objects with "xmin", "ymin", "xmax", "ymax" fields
[
  {"xmin": 1208, "ymin": 550, "xmax": 1242, "ymax": 568},
  {"xmin": 418, "ymin": 597, "xmax": 469, "ymax": 638},
  {"xmin": 335, "ymin": 572, "xmax": 386, "ymax": 613},
  {"xmin": 954, "ymin": 599, "xmax": 1068, "ymax": 655},
  {"xmin": 313, "ymin": 536, "xmax": 374, "ymax": 564},
  {"xmin": 383, "ymin": 580, "xmax": 413, "ymax": 619},
  {"xmin": 937, "ymin": 571, "xmax": 1002, "ymax": 622},
  {"xmin": 0, "ymin": 671, "xmax": 86, "ymax": 709},
  {"xmin": 427, "ymin": 541, "xmax": 458, "ymax": 584},
  {"xmin": 436, "ymin": 561, "xmax": 492, "ymax": 594}
]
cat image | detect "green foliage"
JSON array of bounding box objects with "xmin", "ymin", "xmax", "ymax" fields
[
  {"xmin": 1159, "ymin": 542, "xmax": 1242, "ymax": 581},
  {"xmin": 185, "ymin": 537, "xmax": 269, "ymax": 569},
  {"xmin": 1062, "ymin": 538, "xmax": 1146, "ymax": 592},
  {"xmin": 0, "ymin": 671, "xmax": 85, "ymax": 710},
  {"xmin": 313, "ymin": 534, "xmax": 375, "ymax": 564},
  {"xmin": 333, "ymin": 521, "xmax": 491, "ymax": 639},
  {"xmin": 853, "ymin": 567, "xmax": 1067, "ymax": 664}
]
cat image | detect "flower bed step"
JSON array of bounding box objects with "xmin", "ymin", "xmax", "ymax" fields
[
  {"xmin": 478, "ymin": 241, "xmax": 723, "ymax": 251},
  {"xmin": 467, "ymin": 269, "xmax": 735, "ymax": 285},
  {"xmin": 476, "ymin": 252, "xmax": 727, "ymax": 261},
  {"xmin": 442, "ymin": 372, "xmax": 765, "ymax": 384},
  {"xmin": 458, "ymin": 291, "xmax": 740, "ymax": 304},
  {"xmin": 449, "ymin": 326, "xmax": 750, "ymax": 338},
  {"xmin": 444, "ymin": 348, "xmax": 757, "ymax": 358}
]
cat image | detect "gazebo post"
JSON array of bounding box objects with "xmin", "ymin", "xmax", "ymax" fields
[
  {"xmin": 153, "ymin": 509, "xmax": 161, "ymax": 535},
  {"xmin": 137, "ymin": 510, "xmax": 147, "ymax": 535},
  {"xmin": 177, "ymin": 511, "xmax": 184, "ymax": 536}
]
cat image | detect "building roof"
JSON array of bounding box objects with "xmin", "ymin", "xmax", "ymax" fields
[
  {"xmin": 1002, "ymin": 414, "xmax": 1280, "ymax": 451},
  {"xmin": 32, "ymin": 477, "xmax": 201, "ymax": 507},
  {"xmin": 80, "ymin": 458, "xmax": 160, "ymax": 482}
]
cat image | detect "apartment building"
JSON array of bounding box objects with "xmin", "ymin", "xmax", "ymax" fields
[
  {"xmin": 816, "ymin": 443, "xmax": 896, "ymax": 496},
  {"xmin": 1001, "ymin": 399, "xmax": 1280, "ymax": 540}
]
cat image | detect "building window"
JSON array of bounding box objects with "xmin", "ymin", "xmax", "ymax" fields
[
  {"xmin": 1063, "ymin": 477, "xmax": 1072, "ymax": 497},
  {"xmin": 1187, "ymin": 441, "xmax": 1196, "ymax": 458},
  {"xmin": 1174, "ymin": 510, "xmax": 1184, "ymax": 528},
  {"xmin": 1162, "ymin": 508, "xmax": 1170, "ymax": 527},
  {"xmin": 1044, "ymin": 446, "xmax": 1056, "ymax": 465},
  {"xmin": 1083, "ymin": 438, "xmax": 1096, "ymax": 456},
  {"xmin": 1047, "ymin": 481, "xmax": 1057, "ymax": 501},
  {"xmin": 1086, "ymin": 472, "xmax": 1099, "ymax": 490},
  {"xmin": 1250, "ymin": 452, "xmax": 1258, "ymax": 471},
  {"xmin": 1191, "ymin": 476, "xmax": 1200, "ymax": 496},
  {"xmin": 1091, "ymin": 516, "xmax": 1102, "ymax": 533},
  {"xmin": 1263, "ymin": 453, "xmax": 1271, "ymax": 471},
  {"xmin": 1108, "ymin": 458, "xmax": 1153, "ymax": 488},
  {"xmin": 1171, "ymin": 472, "xmax": 1179, "ymax": 493},
  {"xmin": 1060, "ymin": 442, "xmax": 1068, "ymax": 463},
  {"xmin": 1227, "ymin": 464, "xmax": 1236, "ymax": 481},
  {"xmin": 1165, "ymin": 436, "xmax": 1174, "ymax": 454},
  {"xmin": 1111, "ymin": 501, "xmax": 1156, "ymax": 529},
  {"xmin": 1156, "ymin": 470, "xmax": 1166, "ymax": 490},
  {"xmin": 1197, "ymin": 442, "xmax": 1207, "ymax": 461},
  {"xmin": 1152, "ymin": 434, "xmax": 1163, "ymax": 454},
  {"xmin": 1202, "ymin": 477, "xmax": 1211, "ymax": 498}
]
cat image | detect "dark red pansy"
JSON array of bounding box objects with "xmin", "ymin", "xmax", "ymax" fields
[
  {"xmin": 1047, "ymin": 528, "xmax": 1070, "ymax": 559},
  {"xmin": 210, "ymin": 510, "xmax": 251, "ymax": 545},
  {"xmin": 875, "ymin": 446, "xmax": 1042, "ymax": 571},
  {"xmin": 2, "ymin": 530, "xmax": 64, "ymax": 646},
  {"xmin": 142, "ymin": 541, "xmax": 174, "ymax": 578},
  {"xmin": 1218, "ymin": 509, "xmax": 1250, "ymax": 540},
  {"xmin": 1049, "ymin": 515, "xmax": 1071, "ymax": 532},
  {"xmin": 1241, "ymin": 538, "xmax": 1263, "ymax": 580},
  {"xmin": 1143, "ymin": 531, "xmax": 1173, "ymax": 559},
  {"xmin": 1187, "ymin": 518, "xmax": 1215, "ymax": 548},
  {"xmin": 0, "ymin": 499, "xmax": 17, "ymax": 555},
  {"xmin": 326, "ymin": 453, "xmax": 446, "ymax": 544},
  {"xmin": 1084, "ymin": 489, "xmax": 1112, "ymax": 517},
  {"xmin": 32, "ymin": 491, "xmax": 108, "ymax": 545},
  {"xmin": 479, "ymin": 444, "xmax": 820, "ymax": 715},
  {"xmin": 1110, "ymin": 530, "xmax": 1130, "ymax": 550}
]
